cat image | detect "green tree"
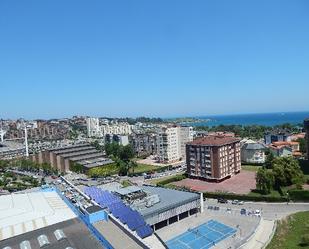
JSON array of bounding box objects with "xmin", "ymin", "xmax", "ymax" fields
[
  {"xmin": 119, "ymin": 144, "xmax": 135, "ymax": 162},
  {"xmin": 264, "ymin": 150, "xmax": 275, "ymax": 169},
  {"xmin": 70, "ymin": 162, "xmax": 84, "ymax": 173},
  {"xmin": 272, "ymin": 156, "xmax": 305, "ymax": 188},
  {"xmin": 128, "ymin": 161, "xmax": 137, "ymax": 174},
  {"xmin": 91, "ymin": 140, "xmax": 104, "ymax": 152},
  {"xmin": 297, "ymin": 138, "xmax": 307, "ymax": 154},
  {"xmin": 256, "ymin": 167, "xmax": 274, "ymax": 194},
  {"xmin": 105, "ymin": 142, "xmax": 121, "ymax": 157}
]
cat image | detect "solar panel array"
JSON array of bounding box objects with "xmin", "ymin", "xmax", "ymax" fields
[{"xmin": 84, "ymin": 187, "xmax": 153, "ymax": 238}]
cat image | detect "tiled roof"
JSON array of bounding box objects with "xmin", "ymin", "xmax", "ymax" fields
[{"xmin": 188, "ymin": 136, "xmax": 240, "ymax": 146}]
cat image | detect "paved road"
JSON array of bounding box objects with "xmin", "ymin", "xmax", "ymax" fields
[{"xmin": 205, "ymin": 198, "xmax": 309, "ymax": 220}]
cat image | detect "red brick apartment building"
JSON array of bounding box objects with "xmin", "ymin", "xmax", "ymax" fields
[{"xmin": 186, "ymin": 136, "xmax": 241, "ymax": 182}]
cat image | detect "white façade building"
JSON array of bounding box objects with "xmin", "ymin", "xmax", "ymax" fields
[
  {"xmin": 86, "ymin": 117, "xmax": 133, "ymax": 138},
  {"xmin": 86, "ymin": 118, "xmax": 101, "ymax": 137},
  {"xmin": 157, "ymin": 126, "xmax": 193, "ymax": 163},
  {"xmin": 241, "ymin": 139, "xmax": 266, "ymax": 164}
]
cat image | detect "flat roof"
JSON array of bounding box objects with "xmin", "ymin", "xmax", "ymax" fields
[
  {"xmin": 138, "ymin": 186, "xmax": 199, "ymax": 219},
  {"xmin": 82, "ymin": 159, "xmax": 114, "ymax": 169},
  {"xmin": 0, "ymin": 190, "xmax": 76, "ymax": 241},
  {"xmin": 0, "ymin": 141, "xmax": 25, "ymax": 152},
  {"xmin": 68, "ymin": 152, "xmax": 104, "ymax": 162},
  {"xmin": 0, "ymin": 218, "xmax": 103, "ymax": 249},
  {"xmin": 114, "ymin": 186, "xmax": 142, "ymax": 196},
  {"xmin": 49, "ymin": 144, "xmax": 92, "ymax": 154},
  {"xmin": 60, "ymin": 149, "xmax": 98, "ymax": 159},
  {"xmin": 188, "ymin": 136, "xmax": 240, "ymax": 147},
  {"xmin": 85, "ymin": 205, "xmax": 103, "ymax": 214}
]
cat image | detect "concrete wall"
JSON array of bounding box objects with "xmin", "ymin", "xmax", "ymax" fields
[{"xmin": 87, "ymin": 210, "xmax": 109, "ymax": 224}]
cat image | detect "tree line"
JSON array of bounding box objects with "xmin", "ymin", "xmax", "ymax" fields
[
  {"xmin": 256, "ymin": 155, "xmax": 305, "ymax": 195},
  {"xmin": 195, "ymin": 123, "xmax": 303, "ymax": 139}
]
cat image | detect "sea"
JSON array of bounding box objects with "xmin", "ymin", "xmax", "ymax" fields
[{"xmin": 182, "ymin": 111, "xmax": 309, "ymax": 127}]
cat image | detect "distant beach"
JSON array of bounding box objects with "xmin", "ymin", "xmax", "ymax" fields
[{"xmin": 178, "ymin": 111, "xmax": 309, "ymax": 127}]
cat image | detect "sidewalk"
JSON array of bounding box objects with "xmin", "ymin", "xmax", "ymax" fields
[{"xmin": 241, "ymin": 218, "xmax": 276, "ymax": 249}]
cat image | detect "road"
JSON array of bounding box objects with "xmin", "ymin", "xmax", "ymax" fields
[{"xmin": 205, "ymin": 198, "xmax": 309, "ymax": 220}]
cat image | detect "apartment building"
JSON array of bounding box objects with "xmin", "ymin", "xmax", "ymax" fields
[
  {"xmin": 86, "ymin": 117, "xmax": 132, "ymax": 138},
  {"xmin": 264, "ymin": 131, "xmax": 292, "ymax": 145},
  {"xmin": 186, "ymin": 136, "xmax": 241, "ymax": 182},
  {"xmin": 87, "ymin": 117, "xmax": 101, "ymax": 137},
  {"xmin": 130, "ymin": 133, "xmax": 156, "ymax": 157},
  {"xmin": 157, "ymin": 126, "xmax": 193, "ymax": 163}
]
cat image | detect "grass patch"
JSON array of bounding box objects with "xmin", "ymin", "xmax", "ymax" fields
[
  {"xmin": 149, "ymin": 173, "xmax": 185, "ymax": 185},
  {"xmin": 241, "ymin": 165, "xmax": 262, "ymax": 172},
  {"xmin": 121, "ymin": 180, "xmax": 133, "ymax": 187},
  {"xmin": 267, "ymin": 211, "xmax": 309, "ymax": 249},
  {"xmin": 154, "ymin": 174, "xmax": 187, "ymax": 186},
  {"xmin": 129, "ymin": 163, "xmax": 159, "ymax": 174},
  {"xmin": 87, "ymin": 163, "xmax": 119, "ymax": 177}
]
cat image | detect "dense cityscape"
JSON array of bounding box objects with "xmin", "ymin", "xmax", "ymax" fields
[
  {"xmin": 0, "ymin": 115, "xmax": 309, "ymax": 249},
  {"xmin": 1, "ymin": 0, "xmax": 309, "ymax": 249}
]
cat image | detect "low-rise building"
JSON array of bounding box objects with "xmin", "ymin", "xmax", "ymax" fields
[
  {"xmin": 31, "ymin": 143, "xmax": 113, "ymax": 172},
  {"xmin": 186, "ymin": 135, "xmax": 241, "ymax": 182},
  {"xmin": 0, "ymin": 141, "xmax": 26, "ymax": 159},
  {"xmin": 264, "ymin": 131, "xmax": 292, "ymax": 145},
  {"xmin": 241, "ymin": 139, "xmax": 266, "ymax": 164},
  {"xmin": 268, "ymin": 143, "xmax": 293, "ymax": 157},
  {"xmin": 268, "ymin": 141, "xmax": 300, "ymax": 157},
  {"xmin": 130, "ymin": 133, "xmax": 156, "ymax": 157}
]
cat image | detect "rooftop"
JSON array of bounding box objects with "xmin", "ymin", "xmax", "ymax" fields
[
  {"xmin": 0, "ymin": 141, "xmax": 25, "ymax": 152},
  {"xmin": 0, "ymin": 218, "xmax": 103, "ymax": 249},
  {"xmin": 0, "ymin": 190, "xmax": 76, "ymax": 241},
  {"xmin": 242, "ymin": 143, "xmax": 266, "ymax": 150},
  {"xmin": 188, "ymin": 136, "xmax": 240, "ymax": 147},
  {"xmin": 114, "ymin": 186, "xmax": 142, "ymax": 196},
  {"xmin": 137, "ymin": 186, "xmax": 199, "ymax": 219},
  {"xmin": 85, "ymin": 205, "xmax": 103, "ymax": 214},
  {"xmin": 272, "ymin": 141, "xmax": 299, "ymax": 146}
]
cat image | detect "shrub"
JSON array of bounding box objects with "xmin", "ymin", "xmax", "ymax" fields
[
  {"xmin": 288, "ymin": 189, "xmax": 309, "ymax": 201},
  {"xmin": 156, "ymin": 174, "xmax": 187, "ymax": 186},
  {"xmin": 300, "ymin": 234, "xmax": 309, "ymax": 247},
  {"xmin": 203, "ymin": 192, "xmax": 287, "ymax": 202}
]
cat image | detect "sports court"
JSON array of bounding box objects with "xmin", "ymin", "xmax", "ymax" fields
[{"xmin": 166, "ymin": 220, "xmax": 236, "ymax": 249}]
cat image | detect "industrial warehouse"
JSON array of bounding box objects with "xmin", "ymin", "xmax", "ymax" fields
[{"xmin": 31, "ymin": 143, "xmax": 113, "ymax": 172}]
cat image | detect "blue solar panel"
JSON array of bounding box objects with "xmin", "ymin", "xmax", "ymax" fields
[
  {"xmin": 84, "ymin": 186, "xmax": 153, "ymax": 238},
  {"xmin": 136, "ymin": 225, "xmax": 153, "ymax": 238}
]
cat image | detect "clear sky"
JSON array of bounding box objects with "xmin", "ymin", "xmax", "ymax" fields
[{"xmin": 1, "ymin": 0, "xmax": 309, "ymax": 119}]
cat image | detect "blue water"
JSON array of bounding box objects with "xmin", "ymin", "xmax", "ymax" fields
[{"xmin": 183, "ymin": 111, "xmax": 309, "ymax": 127}]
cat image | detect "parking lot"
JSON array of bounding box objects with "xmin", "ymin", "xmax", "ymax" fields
[{"xmin": 173, "ymin": 170, "xmax": 256, "ymax": 194}]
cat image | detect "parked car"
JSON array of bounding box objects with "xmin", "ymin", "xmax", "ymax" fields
[
  {"xmin": 231, "ymin": 199, "xmax": 244, "ymax": 205},
  {"xmin": 226, "ymin": 208, "xmax": 232, "ymax": 213},
  {"xmin": 254, "ymin": 210, "xmax": 261, "ymax": 217},
  {"xmin": 214, "ymin": 206, "xmax": 220, "ymax": 211},
  {"xmin": 207, "ymin": 206, "xmax": 213, "ymax": 210},
  {"xmin": 217, "ymin": 198, "xmax": 228, "ymax": 204},
  {"xmin": 240, "ymin": 208, "xmax": 246, "ymax": 215}
]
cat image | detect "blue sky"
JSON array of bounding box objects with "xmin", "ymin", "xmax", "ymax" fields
[{"xmin": 1, "ymin": 0, "xmax": 309, "ymax": 119}]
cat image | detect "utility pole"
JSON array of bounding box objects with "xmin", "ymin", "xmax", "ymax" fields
[{"xmin": 24, "ymin": 126, "xmax": 29, "ymax": 157}]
